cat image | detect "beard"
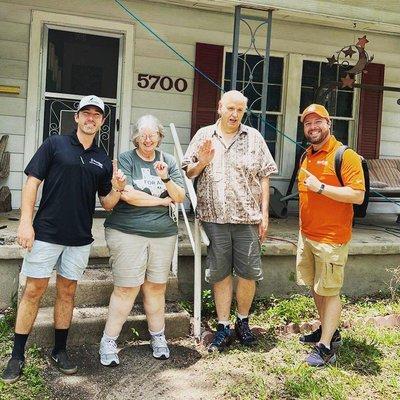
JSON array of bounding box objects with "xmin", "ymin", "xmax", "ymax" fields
[{"xmin": 305, "ymin": 128, "xmax": 330, "ymax": 145}]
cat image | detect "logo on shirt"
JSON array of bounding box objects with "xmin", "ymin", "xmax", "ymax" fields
[
  {"xmin": 89, "ymin": 158, "xmax": 103, "ymax": 169},
  {"xmin": 134, "ymin": 168, "xmax": 165, "ymax": 197},
  {"xmin": 316, "ymin": 160, "xmax": 328, "ymax": 166}
]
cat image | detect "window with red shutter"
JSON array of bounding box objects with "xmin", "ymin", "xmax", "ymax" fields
[
  {"xmin": 357, "ymin": 63, "xmax": 385, "ymax": 159},
  {"xmin": 190, "ymin": 43, "xmax": 224, "ymax": 137}
]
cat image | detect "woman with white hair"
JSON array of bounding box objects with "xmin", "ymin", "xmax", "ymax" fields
[{"xmin": 99, "ymin": 115, "xmax": 185, "ymax": 366}]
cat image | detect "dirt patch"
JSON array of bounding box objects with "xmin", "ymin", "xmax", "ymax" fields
[{"xmin": 43, "ymin": 338, "xmax": 219, "ymax": 400}]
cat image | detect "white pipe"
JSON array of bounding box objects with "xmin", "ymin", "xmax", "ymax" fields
[
  {"xmin": 193, "ymin": 218, "xmax": 202, "ymax": 340},
  {"xmin": 170, "ymin": 123, "xmax": 203, "ymax": 340}
]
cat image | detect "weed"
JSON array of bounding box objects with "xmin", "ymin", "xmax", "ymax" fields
[
  {"xmin": 386, "ymin": 266, "xmax": 400, "ymax": 301},
  {"xmin": 131, "ymin": 327, "xmax": 140, "ymax": 341}
]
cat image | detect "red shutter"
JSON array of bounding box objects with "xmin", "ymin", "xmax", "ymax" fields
[
  {"xmin": 191, "ymin": 43, "xmax": 224, "ymax": 137},
  {"xmin": 357, "ymin": 63, "xmax": 385, "ymax": 159}
]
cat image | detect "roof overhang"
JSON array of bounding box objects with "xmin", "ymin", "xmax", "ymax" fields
[{"xmin": 147, "ymin": 0, "xmax": 400, "ymax": 36}]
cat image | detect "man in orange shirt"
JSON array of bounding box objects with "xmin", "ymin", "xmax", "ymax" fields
[{"xmin": 297, "ymin": 104, "xmax": 365, "ymax": 367}]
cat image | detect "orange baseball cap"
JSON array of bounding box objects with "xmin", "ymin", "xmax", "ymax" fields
[{"xmin": 300, "ymin": 104, "xmax": 330, "ymax": 122}]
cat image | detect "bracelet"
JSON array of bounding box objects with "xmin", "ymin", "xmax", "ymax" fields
[{"xmin": 112, "ymin": 187, "xmax": 124, "ymax": 193}]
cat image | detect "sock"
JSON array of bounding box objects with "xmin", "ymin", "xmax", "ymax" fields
[
  {"xmin": 237, "ymin": 313, "xmax": 248, "ymax": 321},
  {"xmin": 149, "ymin": 327, "xmax": 165, "ymax": 337},
  {"xmin": 319, "ymin": 342, "xmax": 331, "ymax": 350},
  {"xmin": 11, "ymin": 333, "xmax": 29, "ymax": 361},
  {"xmin": 102, "ymin": 332, "xmax": 119, "ymax": 342},
  {"xmin": 53, "ymin": 328, "xmax": 69, "ymax": 354},
  {"xmin": 217, "ymin": 321, "xmax": 230, "ymax": 328}
]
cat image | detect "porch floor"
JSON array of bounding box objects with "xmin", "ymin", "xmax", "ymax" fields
[{"xmin": 0, "ymin": 210, "xmax": 398, "ymax": 258}]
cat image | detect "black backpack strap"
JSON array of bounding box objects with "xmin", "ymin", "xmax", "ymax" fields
[
  {"xmin": 334, "ymin": 145, "xmax": 349, "ymax": 186},
  {"xmin": 299, "ymin": 150, "xmax": 307, "ymax": 169}
]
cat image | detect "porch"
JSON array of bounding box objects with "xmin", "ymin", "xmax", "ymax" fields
[{"xmin": 0, "ymin": 210, "xmax": 399, "ymax": 310}]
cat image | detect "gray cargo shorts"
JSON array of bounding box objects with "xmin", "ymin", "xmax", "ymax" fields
[{"xmin": 201, "ymin": 222, "xmax": 263, "ymax": 284}]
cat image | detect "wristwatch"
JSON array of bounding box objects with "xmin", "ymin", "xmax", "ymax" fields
[
  {"xmin": 161, "ymin": 176, "xmax": 171, "ymax": 183},
  {"xmin": 317, "ymin": 183, "xmax": 325, "ymax": 194}
]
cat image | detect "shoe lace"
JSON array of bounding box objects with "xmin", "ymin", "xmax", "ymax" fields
[
  {"xmin": 152, "ymin": 335, "xmax": 168, "ymax": 350},
  {"xmin": 212, "ymin": 329, "xmax": 229, "ymax": 346},
  {"xmin": 238, "ymin": 320, "xmax": 254, "ymax": 340},
  {"xmin": 104, "ymin": 339, "xmax": 117, "ymax": 354}
]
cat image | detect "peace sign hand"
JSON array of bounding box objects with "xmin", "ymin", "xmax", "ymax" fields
[
  {"xmin": 301, "ymin": 168, "xmax": 322, "ymax": 193},
  {"xmin": 111, "ymin": 159, "xmax": 126, "ymax": 191}
]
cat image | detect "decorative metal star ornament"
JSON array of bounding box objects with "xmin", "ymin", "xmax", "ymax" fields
[
  {"xmin": 341, "ymin": 74, "xmax": 355, "ymax": 89},
  {"xmin": 326, "ymin": 55, "xmax": 337, "ymax": 67},
  {"xmin": 356, "ymin": 35, "xmax": 369, "ymax": 48},
  {"xmin": 343, "ymin": 46, "xmax": 356, "ymax": 58}
]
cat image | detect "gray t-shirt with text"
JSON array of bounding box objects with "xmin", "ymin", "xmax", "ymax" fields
[{"xmin": 104, "ymin": 149, "xmax": 184, "ymax": 237}]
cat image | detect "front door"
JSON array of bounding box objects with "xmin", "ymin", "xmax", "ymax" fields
[{"xmin": 42, "ymin": 28, "xmax": 121, "ymax": 157}]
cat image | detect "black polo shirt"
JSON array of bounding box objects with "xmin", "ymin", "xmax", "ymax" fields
[{"xmin": 24, "ymin": 133, "xmax": 112, "ymax": 246}]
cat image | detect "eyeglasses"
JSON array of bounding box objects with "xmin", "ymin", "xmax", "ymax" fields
[{"xmin": 138, "ymin": 133, "xmax": 159, "ymax": 141}]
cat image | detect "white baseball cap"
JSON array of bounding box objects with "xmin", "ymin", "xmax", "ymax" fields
[{"xmin": 77, "ymin": 95, "xmax": 105, "ymax": 114}]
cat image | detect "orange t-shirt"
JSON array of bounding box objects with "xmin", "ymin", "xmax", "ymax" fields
[{"xmin": 298, "ymin": 136, "xmax": 365, "ymax": 244}]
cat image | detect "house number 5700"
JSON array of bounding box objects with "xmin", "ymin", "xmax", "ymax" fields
[{"xmin": 137, "ymin": 73, "xmax": 188, "ymax": 92}]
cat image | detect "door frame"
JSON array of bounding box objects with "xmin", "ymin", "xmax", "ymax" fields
[{"xmin": 24, "ymin": 10, "xmax": 134, "ymax": 167}]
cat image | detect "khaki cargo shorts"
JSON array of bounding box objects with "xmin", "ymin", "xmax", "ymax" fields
[{"xmin": 296, "ymin": 233, "xmax": 349, "ymax": 296}]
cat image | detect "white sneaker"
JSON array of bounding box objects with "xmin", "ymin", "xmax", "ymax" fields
[
  {"xmin": 99, "ymin": 337, "xmax": 119, "ymax": 367},
  {"xmin": 150, "ymin": 334, "xmax": 170, "ymax": 360}
]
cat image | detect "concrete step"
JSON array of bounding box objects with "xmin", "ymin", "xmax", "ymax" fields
[
  {"xmin": 28, "ymin": 305, "xmax": 190, "ymax": 347},
  {"xmin": 18, "ymin": 270, "xmax": 182, "ymax": 307}
]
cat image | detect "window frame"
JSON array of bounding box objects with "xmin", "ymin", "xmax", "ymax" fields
[
  {"xmin": 298, "ymin": 54, "xmax": 360, "ymax": 149},
  {"xmin": 222, "ymin": 47, "xmax": 287, "ymax": 173}
]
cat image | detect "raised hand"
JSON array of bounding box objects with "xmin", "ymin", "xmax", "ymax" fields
[
  {"xmin": 197, "ymin": 138, "xmax": 215, "ymax": 166},
  {"xmin": 111, "ymin": 159, "xmax": 126, "ymax": 191},
  {"xmin": 301, "ymin": 168, "xmax": 322, "ymax": 192},
  {"xmin": 153, "ymin": 161, "xmax": 169, "ymax": 180}
]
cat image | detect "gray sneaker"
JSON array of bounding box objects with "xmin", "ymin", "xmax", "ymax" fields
[
  {"xmin": 150, "ymin": 334, "xmax": 170, "ymax": 360},
  {"xmin": 306, "ymin": 343, "xmax": 337, "ymax": 367},
  {"xmin": 99, "ymin": 338, "xmax": 119, "ymax": 367}
]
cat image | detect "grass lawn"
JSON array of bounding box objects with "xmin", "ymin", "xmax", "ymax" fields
[
  {"xmin": 1, "ymin": 295, "xmax": 400, "ymax": 399},
  {"xmin": 209, "ymin": 295, "xmax": 400, "ymax": 399},
  {"xmin": 0, "ymin": 310, "xmax": 49, "ymax": 400}
]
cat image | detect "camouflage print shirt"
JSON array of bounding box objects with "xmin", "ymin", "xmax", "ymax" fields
[{"xmin": 182, "ymin": 122, "xmax": 278, "ymax": 224}]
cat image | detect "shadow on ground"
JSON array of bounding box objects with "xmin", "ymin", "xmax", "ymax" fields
[
  {"xmin": 336, "ymin": 336, "xmax": 383, "ymax": 375},
  {"xmin": 43, "ymin": 340, "xmax": 206, "ymax": 400}
]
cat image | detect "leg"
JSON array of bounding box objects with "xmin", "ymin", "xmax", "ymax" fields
[
  {"xmin": 201, "ymin": 222, "xmax": 234, "ymax": 352},
  {"xmin": 236, "ymin": 277, "xmax": 256, "ymax": 316},
  {"xmin": 231, "ymin": 224, "xmax": 260, "ymax": 345},
  {"xmin": 214, "ymin": 275, "xmax": 233, "ymax": 321},
  {"xmin": 15, "ymin": 277, "xmax": 49, "ymax": 334},
  {"xmin": 54, "ymin": 274, "xmax": 77, "ymax": 329},
  {"xmin": 311, "ymin": 287, "xmax": 325, "ymax": 322},
  {"xmin": 3, "ymin": 241, "xmax": 61, "ymax": 382},
  {"xmin": 104, "ymin": 286, "xmax": 140, "ymax": 337},
  {"xmin": 142, "ymin": 281, "xmax": 167, "ymax": 333},
  {"xmin": 201, "ymin": 222, "xmax": 233, "ymax": 322},
  {"xmin": 319, "ymin": 294, "xmax": 341, "ymax": 347}
]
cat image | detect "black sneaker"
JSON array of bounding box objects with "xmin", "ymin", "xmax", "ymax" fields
[
  {"xmin": 208, "ymin": 324, "xmax": 233, "ymax": 353},
  {"xmin": 2, "ymin": 357, "xmax": 24, "ymax": 384},
  {"xmin": 51, "ymin": 349, "xmax": 78, "ymax": 375},
  {"xmin": 299, "ymin": 327, "xmax": 342, "ymax": 349},
  {"xmin": 235, "ymin": 317, "xmax": 257, "ymax": 346},
  {"xmin": 306, "ymin": 343, "xmax": 337, "ymax": 367}
]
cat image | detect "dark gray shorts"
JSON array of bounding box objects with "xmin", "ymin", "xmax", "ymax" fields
[{"xmin": 201, "ymin": 222, "xmax": 263, "ymax": 284}]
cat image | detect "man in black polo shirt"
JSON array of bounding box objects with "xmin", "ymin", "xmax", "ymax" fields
[{"xmin": 2, "ymin": 95, "xmax": 126, "ymax": 383}]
